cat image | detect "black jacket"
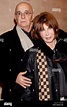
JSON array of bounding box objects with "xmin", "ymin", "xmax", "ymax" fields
[
  {"xmin": 17, "ymin": 38, "xmax": 67, "ymax": 101},
  {"xmin": 0, "ymin": 26, "xmax": 33, "ymax": 101}
]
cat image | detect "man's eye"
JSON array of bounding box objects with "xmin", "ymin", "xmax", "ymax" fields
[
  {"xmin": 25, "ymin": 12, "xmax": 29, "ymax": 14},
  {"xmin": 18, "ymin": 12, "xmax": 21, "ymax": 15},
  {"xmin": 16, "ymin": 12, "xmax": 20, "ymax": 15}
]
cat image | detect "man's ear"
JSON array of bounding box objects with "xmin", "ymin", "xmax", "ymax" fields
[
  {"xmin": 14, "ymin": 15, "xmax": 17, "ymax": 21},
  {"xmin": 13, "ymin": 18, "xmax": 17, "ymax": 25},
  {"xmin": 31, "ymin": 9, "xmax": 35, "ymax": 21},
  {"xmin": 31, "ymin": 14, "xmax": 34, "ymax": 22}
]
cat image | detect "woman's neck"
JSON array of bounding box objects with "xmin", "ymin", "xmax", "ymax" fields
[{"xmin": 46, "ymin": 39, "xmax": 57, "ymax": 50}]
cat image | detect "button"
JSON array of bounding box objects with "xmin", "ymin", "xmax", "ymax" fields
[
  {"xmin": 55, "ymin": 89, "xmax": 58, "ymax": 92},
  {"xmin": 32, "ymin": 69, "xmax": 34, "ymax": 71},
  {"xmin": 33, "ymin": 89, "xmax": 34, "ymax": 92},
  {"xmin": 9, "ymin": 49, "xmax": 11, "ymax": 51},
  {"xmin": 21, "ymin": 98, "xmax": 23, "ymax": 101},
  {"xmin": 56, "ymin": 49, "xmax": 57, "ymax": 51},
  {"xmin": 9, "ymin": 69, "xmax": 11, "ymax": 72},
  {"xmin": 9, "ymin": 89, "xmax": 11, "ymax": 92},
  {"xmin": 21, "ymin": 59, "xmax": 23, "ymax": 62},
  {"xmin": 0, "ymin": 38, "xmax": 4, "ymax": 42}
]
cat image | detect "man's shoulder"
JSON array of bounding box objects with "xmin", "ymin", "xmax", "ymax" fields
[{"xmin": 0, "ymin": 26, "xmax": 16, "ymax": 40}]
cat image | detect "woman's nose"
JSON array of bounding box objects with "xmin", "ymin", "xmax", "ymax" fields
[{"xmin": 45, "ymin": 30, "xmax": 49, "ymax": 36}]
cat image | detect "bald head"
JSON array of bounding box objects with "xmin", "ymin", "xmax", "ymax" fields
[{"xmin": 15, "ymin": 2, "xmax": 33, "ymax": 14}]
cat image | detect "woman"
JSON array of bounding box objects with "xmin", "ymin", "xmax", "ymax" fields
[{"xmin": 15, "ymin": 12, "xmax": 67, "ymax": 101}]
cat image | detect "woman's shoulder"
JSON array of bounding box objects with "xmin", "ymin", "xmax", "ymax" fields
[
  {"xmin": 58, "ymin": 29, "xmax": 67, "ymax": 39},
  {"xmin": 57, "ymin": 38, "xmax": 67, "ymax": 54}
]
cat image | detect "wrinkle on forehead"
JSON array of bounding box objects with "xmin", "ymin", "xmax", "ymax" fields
[{"xmin": 15, "ymin": 2, "xmax": 33, "ymax": 13}]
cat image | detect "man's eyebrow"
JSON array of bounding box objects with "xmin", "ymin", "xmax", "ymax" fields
[{"xmin": 16, "ymin": 10, "xmax": 32, "ymax": 12}]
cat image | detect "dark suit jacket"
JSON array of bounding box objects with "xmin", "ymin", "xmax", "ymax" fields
[{"xmin": 0, "ymin": 26, "xmax": 32, "ymax": 101}]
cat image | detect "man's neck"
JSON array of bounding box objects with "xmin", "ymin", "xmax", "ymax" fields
[{"xmin": 20, "ymin": 23, "xmax": 32, "ymax": 32}]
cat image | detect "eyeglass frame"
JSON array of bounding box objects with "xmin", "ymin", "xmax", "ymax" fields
[{"xmin": 15, "ymin": 10, "xmax": 33, "ymax": 17}]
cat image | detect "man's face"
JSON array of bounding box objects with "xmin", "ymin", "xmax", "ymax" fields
[{"xmin": 15, "ymin": 3, "xmax": 34, "ymax": 31}]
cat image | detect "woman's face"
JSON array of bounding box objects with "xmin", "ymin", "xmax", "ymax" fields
[{"xmin": 39, "ymin": 23, "xmax": 55, "ymax": 44}]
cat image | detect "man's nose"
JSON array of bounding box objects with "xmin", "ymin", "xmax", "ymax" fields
[{"xmin": 21, "ymin": 13, "xmax": 25, "ymax": 18}]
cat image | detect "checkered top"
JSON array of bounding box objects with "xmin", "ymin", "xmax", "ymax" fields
[{"xmin": 36, "ymin": 49, "xmax": 50, "ymax": 101}]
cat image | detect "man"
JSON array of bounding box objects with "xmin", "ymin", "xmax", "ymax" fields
[
  {"xmin": 0, "ymin": 1, "xmax": 67, "ymax": 102},
  {"xmin": 0, "ymin": 2, "xmax": 34, "ymax": 102}
]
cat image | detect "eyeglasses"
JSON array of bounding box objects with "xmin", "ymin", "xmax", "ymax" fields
[{"xmin": 15, "ymin": 10, "xmax": 33, "ymax": 17}]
